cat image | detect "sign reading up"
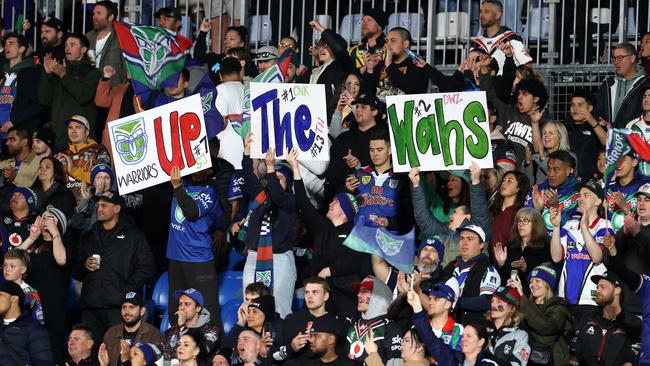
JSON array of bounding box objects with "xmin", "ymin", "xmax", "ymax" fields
[
  {"xmin": 108, "ymin": 94, "xmax": 212, "ymax": 194},
  {"xmin": 386, "ymin": 91, "xmax": 493, "ymax": 173},
  {"xmin": 249, "ymin": 82, "xmax": 329, "ymax": 160}
]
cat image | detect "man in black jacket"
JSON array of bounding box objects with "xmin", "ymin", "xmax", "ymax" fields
[
  {"xmin": 73, "ymin": 190, "xmax": 156, "ymax": 348},
  {"xmin": 0, "ymin": 281, "xmax": 52, "ymax": 366}
]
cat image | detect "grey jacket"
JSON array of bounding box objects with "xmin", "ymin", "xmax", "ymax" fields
[
  {"xmin": 411, "ymin": 182, "xmax": 491, "ymax": 266},
  {"xmin": 86, "ymin": 29, "xmax": 127, "ymax": 86}
]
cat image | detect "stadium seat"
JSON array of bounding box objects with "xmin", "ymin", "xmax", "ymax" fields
[
  {"xmin": 217, "ymin": 271, "xmax": 244, "ymax": 306},
  {"xmin": 339, "ymin": 13, "xmax": 362, "ymax": 43},
  {"xmin": 152, "ymin": 272, "xmax": 169, "ymax": 311},
  {"xmin": 292, "ymin": 287, "xmax": 305, "ymax": 312},
  {"xmin": 435, "ymin": 12, "xmax": 469, "ymax": 41},
  {"xmin": 221, "ymin": 298, "xmax": 243, "ymax": 335},
  {"xmin": 526, "ymin": 7, "xmax": 549, "ymax": 41},
  {"xmin": 226, "ymin": 248, "xmax": 246, "ymax": 271},
  {"xmin": 248, "ymin": 15, "xmax": 273, "ymax": 45},
  {"xmin": 66, "ymin": 279, "xmax": 78, "ymax": 317},
  {"xmin": 160, "ymin": 308, "xmax": 170, "ymax": 333},
  {"xmin": 389, "ymin": 12, "xmax": 426, "ymax": 38},
  {"xmin": 313, "ymin": 14, "xmax": 333, "ymax": 42}
]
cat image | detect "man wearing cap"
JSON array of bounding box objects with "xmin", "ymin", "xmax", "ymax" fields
[
  {"xmin": 2, "ymin": 187, "xmax": 37, "ymax": 254},
  {"xmin": 0, "ymin": 281, "xmax": 53, "ymax": 365},
  {"xmin": 440, "ymin": 224, "xmax": 501, "ymax": 325},
  {"xmin": 32, "ymin": 128, "xmax": 55, "ymax": 158},
  {"xmin": 409, "ymin": 280, "xmax": 464, "ymax": 352},
  {"xmin": 327, "ymin": 92, "xmax": 386, "ymax": 195},
  {"xmin": 551, "ymin": 179, "xmax": 614, "ymax": 319},
  {"xmin": 0, "ymin": 127, "xmax": 39, "ymax": 187},
  {"xmin": 254, "ymin": 45, "xmax": 279, "ymax": 73},
  {"xmin": 73, "ymin": 190, "xmax": 155, "ymax": 347},
  {"xmin": 103, "ymin": 291, "xmax": 162, "ymax": 366},
  {"xmin": 36, "ymin": 17, "xmax": 66, "ymax": 62},
  {"xmin": 570, "ymin": 272, "xmax": 641, "ymax": 366},
  {"xmin": 410, "ymin": 162, "xmax": 492, "ymax": 266},
  {"xmin": 0, "ymin": 32, "xmax": 42, "ymax": 135},
  {"xmin": 155, "ymin": 7, "xmax": 182, "ymax": 33},
  {"xmin": 70, "ymin": 163, "xmax": 115, "ymax": 233},
  {"xmin": 86, "ymin": 1, "xmax": 126, "ymax": 86},
  {"xmin": 286, "ymin": 316, "xmax": 354, "ymax": 366},
  {"xmin": 605, "ymin": 153, "xmax": 650, "ymax": 231},
  {"xmin": 66, "ymin": 323, "xmax": 98, "ymax": 366},
  {"xmin": 161, "ymin": 288, "xmax": 220, "ymax": 360},
  {"xmin": 348, "ymin": 8, "xmax": 389, "ymax": 71},
  {"xmin": 57, "ymin": 114, "xmax": 110, "ymax": 202},
  {"xmin": 288, "ymin": 150, "xmax": 372, "ymax": 320},
  {"xmin": 39, "ymin": 33, "xmax": 102, "ymax": 150},
  {"xmin": 346, "ymin": 275, "xmax": 403, "ymax": 364}
]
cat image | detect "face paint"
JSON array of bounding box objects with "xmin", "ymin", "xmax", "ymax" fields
[{"xmin": 497, "ymin": 304, "xmax": 505, "ymax": 312}]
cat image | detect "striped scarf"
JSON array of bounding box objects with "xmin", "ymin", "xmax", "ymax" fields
[{"xmin": 238, "ymin": 191, "xmax": 274, "ymax": 290}]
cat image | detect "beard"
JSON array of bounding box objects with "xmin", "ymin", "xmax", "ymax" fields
[
  {"xmin": 123, "ymin": 315, "xmax": 142, "ymax": 328},
  {"xmin": 416, "ymin": 262, "xmax": 439, "ymax": 274},
  {"xmin": 595, "ymin": 293, "xmax": 615, "ymax": 307}
]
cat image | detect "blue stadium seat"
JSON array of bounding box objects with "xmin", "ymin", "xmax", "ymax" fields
[
  {"xmin": 66, "ymin": 280, "xmax": 78, "ymax": 317},
  {"xmin": 152, "ymin": 272, "xmax": 169, "ymax": 311},
  {"xmin": 226, "ymin": 248, "xmax": 246, "ymax": 271},
  {"xmin": 221, "ymin": 298, "xmax": 242, "ymax": 335},
  {"xmin": 217, "ymin": 271, "xmax": 244, "ymax": 306},
  {"xmin": 292, "ymin": 287, "xmax": 305, "ymax": 312},
  {"xmin": 160, "ymin": 308, "xmax": 170, "ymax": 333}
]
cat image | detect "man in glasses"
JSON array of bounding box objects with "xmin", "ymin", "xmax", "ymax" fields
[{"xmin": 595, "ymin": 42, "xmax": 650, "ymax": 128}]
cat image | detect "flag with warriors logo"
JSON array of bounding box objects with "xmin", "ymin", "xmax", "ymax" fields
[
  {"xmin": 114, "ymin": 22, "xmax": 193, "ymax": 100},
  {"xmin": 604, "ymin": 128, "xmax": 650, "ymax": 188}
]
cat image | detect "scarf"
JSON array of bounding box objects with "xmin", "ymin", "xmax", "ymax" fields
[{"xmin": 238, "ymin": 191, "xmax": 274, "ymax": 290}]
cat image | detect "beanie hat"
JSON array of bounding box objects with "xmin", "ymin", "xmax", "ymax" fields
[
  {"xmin": 334, "ymin": 192, "xmax": 359, "ymax": 222},
  {"xmin": 364, "ymin": 8, "xmax": 389, "ymax": 29},
  {"xmin": 134, "ymin": 342, "xmax": 162, "ymax": 366},
  {"xmin": 417, "ymin": 237, "xmax": 445, "ymax": 263},
  {"xmin": 248, "ymin": 294, "xmax": 275, "ymax": 322},
  {"xmin": 12, "ymin": 187, "xmax": 38, "ymax": 214},
  {"xmin": 33, "ymin": 128, "xmax": 55, "ymax": 149},
  {"xmin": 90, "ymin": 164, "xmax": 115, "ymax": 186},
  {"xmin": 528, "ymin": 265, "xmax": 558, "ymax": 289},
  {"xmin": 44, "ymin": 206, "xmax": 67, "ymax": 235},
  {"xmin": 274, "ymin": 164, "xmax": 293, "ymax": 188}
]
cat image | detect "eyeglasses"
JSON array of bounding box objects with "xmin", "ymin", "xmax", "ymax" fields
[
  {"xmin": 516, "ymin": 218, "xmax": 531, "ymax": 225},
  {"xmin": 611, "ymin": 54, "xmax": 633, "ymax": 62},
  {"xmin": 278, "ymin": 42, "xmax": 295, "ymax": 50}
]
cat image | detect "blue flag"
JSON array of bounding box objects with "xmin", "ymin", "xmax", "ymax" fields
[
  {"xmin": 343, "ymin": 218, "xmax": 415, "ymax": 273},
  {"xmin": 192, "ymin": 72, "xmax": 224, "ymax": 139}
]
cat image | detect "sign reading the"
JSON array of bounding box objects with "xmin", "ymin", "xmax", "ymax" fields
[
  {"xmin": 108, "ymin": 94, "xmax": 211, "ymax": 194},
  {"xmin": 249, "ymin": 82, "xmax": 329, "ymax": 160},
  {"xmin": 386, "ymin": 91, "xmax": 493, "ymax": 172}
]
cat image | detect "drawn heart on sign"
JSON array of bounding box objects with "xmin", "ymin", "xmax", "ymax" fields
[{"xmin": 418, "ymin": 100, "xmax": 432, "ymax": 113}]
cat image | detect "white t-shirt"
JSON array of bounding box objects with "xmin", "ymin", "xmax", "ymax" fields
[
  {"xmin": 94, "ymin": 32, "xmax": 111, "ymax": 66},
  {"xmin": 215, "ymin": 81, "xmax": 245, "ymax": 169}
]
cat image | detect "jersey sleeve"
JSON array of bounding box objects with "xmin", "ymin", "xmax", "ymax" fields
[
  {"xmin": 194, "ymin": 186, "xmax": 218, "ymax": 217},
  {"xmin": 479, "ymin": 266, "xmax": 501, "ymax": 295},
  {"xmin": 508, "ymin": 39, "xmax": 534, "ymax": 66}
]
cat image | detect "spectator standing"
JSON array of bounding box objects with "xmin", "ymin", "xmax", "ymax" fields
[
  {"xmin": 214, "ymin": 57, "xmax": 245, "ymax": 170},
  {"xmin": 95, "ymin": 64, "xmax": 138, "ymax": 150},
  {"xmin": 31, "ymin": 156, "xmax": 77, "ymax": 217},
  {"xmin": 66, "ymin": 324, "xmax": 98, "ymax": 366},
  {"xmin": 0, "ymin": 281, "xmax": 53, "ymax": 366},
  {"xmin": 253, "ymin": 46, "xmax": 278, "ymax": 73},
  {"xmin": 0, "ymin": 127, "xmax": 40, "ymax": 188},
  {"xmin": 379, "ymin": 27, "xmax": 430, "ymax": 94},
  {"xmin": 605, "ymin": 154, "xmax": 648, "ymax": 232},
  {"xmin": 567, "ymin": 91, "xmax": 607, "ymax": 181},
  {"xmin": 154, "ymin": 7, "xmax": 181, "ymax": 33},
  {"xmin": 348, "ymin": 8, "xmax": 388, "ymax": 72},
  {"xmin": 38, "ymin": 33, "xmax": 102, "ymax": 150},
  {"xmin": 85, "ymin": 1, "xmax": 126, "ymax": 86},
  {"xmin": 0, "ymin": 33, "xmax": 42, "ymax": 135},
  {"xmin": 57, "ymin": 114, "xmax": 110, "ymax": 202},
  {"xmin": 35, "ymin": 17, "xmax": 66, "ymax": 63},
  {"xmin": 489, "ymin": 170, "xmax": 530, "ymax": 254},
  {"xmin": 625, "ymin": 87, "xmax": 650, "ymax": 175},
  {"xmin": 73, "ymin": 190, "xmax": 155, "ymax": 348},
  {"xmin": 103, "ymin": 292, "xmax": 162, "ymax": 366},
  {"xmin": 166, "ymin": 165, "xmax": 224, "ymax": 327},
  {"xmin": 595, "ymin": 42, "xmax": 650, "ymax": 128}
]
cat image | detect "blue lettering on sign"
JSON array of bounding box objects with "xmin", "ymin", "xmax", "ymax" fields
[{"xmin": 251, "ymin": 88, "xmax": 315, "ymax": 156}]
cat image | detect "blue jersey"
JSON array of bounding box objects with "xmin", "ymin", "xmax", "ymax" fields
[
  {"xmin": 166, "ymin": 184, "xmax": 222, "ymax": 262},
  {"xmin": 557, "ymin": 217, "xmax": 613, "ymax": 305},
  {"xmin": 635, "ymin": 274, "xmax": 650, "ymax": 364},
  {"xmin": 355, "ymin": 167, "xmax": 402, "ymax": 227}
]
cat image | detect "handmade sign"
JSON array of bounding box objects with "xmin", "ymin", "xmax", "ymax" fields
[
  {"xmin": 108, "ymin": 94, "xmax": 212, "ymax": 194},
  {"xmin": 249, "ymin": 82, "xmax": 329, "ymax": 160},
  {"xmin": 386, "ymin": 91, "xmax": 493, "ymax": 172}
]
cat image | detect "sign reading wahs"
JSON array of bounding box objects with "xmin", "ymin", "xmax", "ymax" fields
[{"xmin": 108, "ymin": 94, "xmax": 212, "ymax": 194}]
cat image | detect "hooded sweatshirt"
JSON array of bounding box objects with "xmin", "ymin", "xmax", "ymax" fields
[
  {"xmin": 346, "ymin": 277, "xmax": 402, "ymax": 365},
  {"xmin": 161, "ymin": 307, "xmax": 220, "ymax": 360},
  {"xmin": 613, "ymin": 66, "xmax": 646, "ymax": 120}
]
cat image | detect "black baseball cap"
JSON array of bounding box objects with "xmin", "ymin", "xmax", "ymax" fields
[
  {"xmin": 0, "ymin": 281, "xmax": 25, "ymax": 309},
  {"xmin": 310, "ymin": 314, "xmax": 345, "ymax": 337},
  {"xmin": 591, "ymin": 272, "xmax": 622, "ymax": 287},
  {"xmin": 40, "ymin": 17, "xmax": 65, "ymax": 32},
  {"xmin": 120, "ymin": 291, "xmax": 144, "ymax": 307},
  {"xmin": 154, "ymin": 7, "xmax": 181, "ymax": 20},
  {"xmin": 93, "ymin": 190, "xmax": 126, "ymax": 207},
  {"xmin": 351, "ymin": 93, "xmax": 380, "ymax": 109}
]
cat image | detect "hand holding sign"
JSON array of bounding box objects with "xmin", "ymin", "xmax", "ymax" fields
[
  {"xmin": 408, "ymin": 167, "xmax": 421, "ymax": 187},
  {"xmin": 265, "ymin": 148, "xmax": 276, "ymax": 173},
  {"xmin": 244, "ymin": 132, "xmax": 254, "ymax": 156},
  {"xmin": 170, "ymin": 166, "xmax": 182, "ymax": 189}
]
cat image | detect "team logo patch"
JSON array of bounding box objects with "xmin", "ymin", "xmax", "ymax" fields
[
  {"xmin": 8, "ymin": 233, "xmax": 22, "ymax": 247},
  {"xmin": 111, "ymin": 117, "xmax": 148, "ymax": 165},
  {"xmin": 361, "ymin": 176, "xmax": 371, "ymax": 185},
  {"xmin": 389, "ymin": 180, "xmax": 398, "ymax": 189}
]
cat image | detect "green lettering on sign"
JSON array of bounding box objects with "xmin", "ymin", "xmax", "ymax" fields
[
  {"xmin": 463, "ymin": 101, "xmax": 489, "ymax": 159},
  {"xmin": 388, "ymin": 101, "xmax": 420, "ymax": 167},
  {"xmin": 435, "ymin": 98, "xmax": 464, "ymax": 166},
  {"xmin": 415, "ymin": 114, "xmax": 441, "ymax": 156}
]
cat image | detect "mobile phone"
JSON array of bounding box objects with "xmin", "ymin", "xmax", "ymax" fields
[
  {"xmin": 406, "ymin": 49, "xmax": 420, "ymax": 62},
  {"xmin": 263, "ymin": 322, "xmax": 273, "ymax": 336},
  {"xmin": 510, "ymin": 269, "xmax": 518, "ymax": 280}
]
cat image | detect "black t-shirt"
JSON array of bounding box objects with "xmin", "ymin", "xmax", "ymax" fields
[
  {"xmin": 568, "ymin": 121, "xmax": 603, "ymax": 181},
  {"xmin": 122, "ymin": 329, "xmax": 137, "ymax": 345}
]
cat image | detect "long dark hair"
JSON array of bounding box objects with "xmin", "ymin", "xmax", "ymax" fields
[
  {"xmin": 489, "ymin": 170, "xmax": 530, "ymax": 218},
  {"xmin": 182, "ymin": 329, "xmax": 209, "ymax": 362},
  {"xmin": 31, "ymin": 156, "xmax": 67, "ymax": 192}
]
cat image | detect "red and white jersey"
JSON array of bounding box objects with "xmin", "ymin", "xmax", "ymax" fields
[{"xmin": 470, "ymin": 27, "xmax": 533, "ymax": 75}]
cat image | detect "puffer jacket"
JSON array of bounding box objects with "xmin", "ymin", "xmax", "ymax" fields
[
  {"xmin": 0, "ymin": 311, "xmax": 52, "ymax": 366},
  {"xmin": 72, "ymin": 217, "xmax": 156, "ymax": 309},
  {"xmin": 486, "ymin": 324, "xmax": 531, "ymax": 366},
  {"xmin": 519, "ymin": 295, "xmax": 573, "ymax": 366}
]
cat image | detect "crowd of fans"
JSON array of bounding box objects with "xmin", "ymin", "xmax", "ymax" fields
[{"xmin": 0, "ymin": 0, "xmax": 649, "ymax": 365}]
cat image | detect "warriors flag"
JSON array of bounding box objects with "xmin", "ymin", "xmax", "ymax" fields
[
  {"xmin": 114, "ymin": 22, "xmax": 193, "ymax": 99},
  {"xmin": 605, "ymin": 128, "xmax": 650, "ymax": 188}
]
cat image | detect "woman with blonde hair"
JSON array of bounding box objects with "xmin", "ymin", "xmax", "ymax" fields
[
  {"xmin": 494, "ymin": 208, "xmax": 551, "ymax": 287},
  {"xmin": 508, "ymin": 265, "xmax": 573, "ymax": 366},
  {"xmin": 485, "ymin": 286, "xmax": 530, "ymax": 365},
  {"xmin": 526, "ymin": 120, "xmax": 577, "ymax": 184}
]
